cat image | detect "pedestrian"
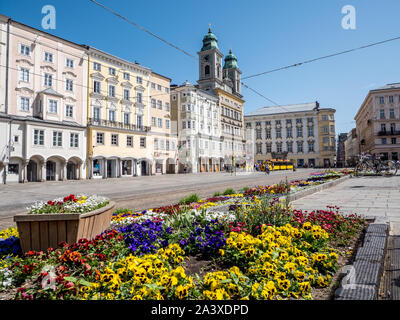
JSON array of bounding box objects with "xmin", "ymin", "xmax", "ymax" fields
[
  {"xmin": 265, "ymin": 164, "xmax": 270, "ymax": 175},
  {"xmin": 184, "ymin": 164, "xmax": 187, "ymax": 174}
]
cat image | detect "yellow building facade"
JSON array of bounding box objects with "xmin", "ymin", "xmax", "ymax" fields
[
  {"xmin": 317, "ymin": 108, "xmax": 336, "ymax": 167},
  {"xmin": 86, "ymin": 47, "xmax": 155, "ymax": 178}
]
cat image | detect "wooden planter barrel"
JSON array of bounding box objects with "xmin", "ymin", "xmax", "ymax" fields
[{"xmin": 14, "ymin": 201, "xmax": 115, "ymax": 253}]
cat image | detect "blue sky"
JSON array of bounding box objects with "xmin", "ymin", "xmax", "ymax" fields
[{"xmin": 1, "ymin": 0, "xmax": 400, "ymax": 134}]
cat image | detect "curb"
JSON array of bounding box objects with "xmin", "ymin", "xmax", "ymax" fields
[
  {"xmin": 334, "ymin": 221, "xmax": 389, "ymax": 300},
  {"xmin": 283, "ymin": 175, "xmax": 351, "ymax": 202}
]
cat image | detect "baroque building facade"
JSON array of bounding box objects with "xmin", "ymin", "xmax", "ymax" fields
[
  {"xmin": 355, "ymin": 83, "xmax": 400, "ymax": 161},
  {"xmin": 244, "ymin": 102, "xmax": 336, "ymax": 168},
  {"xmin": 170, "ymin": 81, "xmax": 221, "ymax": 173},
  {"xmin": 0, "ymin": 15, "xmax": 88, "ymax": 183},
  {"xmin": 197, "ymin": 28, "xmax": 246, "ymax": 170}
]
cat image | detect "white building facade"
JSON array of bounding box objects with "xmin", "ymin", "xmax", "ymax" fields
[{"xmin": 171, "ymin": 82, "xmax": 223, "ymax": 173}]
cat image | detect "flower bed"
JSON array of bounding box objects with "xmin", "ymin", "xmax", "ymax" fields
[{"xmin": 0, "ymin": 170, "xmax": 364, "ymax": 300}]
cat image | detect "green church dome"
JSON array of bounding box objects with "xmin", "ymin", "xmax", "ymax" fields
[
  {"xmin": 201, "ymin": 28, "xmax": 219, "ymax": 51},
  {"xmin": 223, "ymin": 49, "xmax": 238, "ymax": 69}
]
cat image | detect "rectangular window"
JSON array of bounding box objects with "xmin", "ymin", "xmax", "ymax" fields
[
  {"xmin": 380, "ymin": 109, "xmax": 385, "ymax": 119},
  {"xmin": 151, "ymin": 99, "xmax": 156, "ymax": 108},
  {"xmin": 93, "ymin": 81, "xmax": 101, "ymax": 93},
  {"xmin": 297, "ymin": 141, "xmax": 303, "ymax": 153},
  {"xmin": 93, "ymin": 107, "xmax": 100, "ymax": 121},
  {"xmin": 140, "ymin": 137, "xmax": 146, "ymax": 148},
  {"xmin": 151, "ymin": 117, "xmax": 156, "ymax": 127},
  {"xmin": 96, "ymin": 132, "xmax": 104, "ymax": 145},
  {"xmin": 166, "ymin": 140, "xmax": 170, "ymax": 150},
  {"xmin": 323, "ymin": 126, "xmax": 329, "ymax": 133},
  {"xmin": 276, "ymin": 142, "xmax": 282, "ymax": 153},
  {"xmin": 392, "ymin": 138, "xmax": 397, "ymax": 145},
  {"xmin": 321, "ymin": 115, "xmax": 328, "ymax": 121},
  {"xmin": 109, "ymin": 67, "xmax": 116, "ymax": 76},
  {"xmin": 20, "ymin": 68, "xmax": 30, "ymax": 82},
  {"xmin": 20, "ymin": 44, "xmax": 30, "ymax": 56},
  {"xmin": 276, "ymin": 128, "xmax": 282, "ymax": 139},
  {"xmin": 265, "ymin": 129, "xmax": 271, "ymax": 139},
  {"xmin": 391, "ymin": 123, "xmax": 396, "ymax": 133},
  {"xmin": 157, "ymin": 100, "xmax": 162, "ymax": 109},
  {"xmin": 123, "ymin": 72, "xmax": 130, "ymax": 80},
  {"xmin": 166, "ymin": 119, "xmax": 170, "ymax": 129},
  {"xmin": 127, "ymin": 136, "xmax": 133, "ymax": 147},
  {"xmin": 330, "ymin": 125, "xmax": 335, "ymax": 133},
  {"xmin": 136, "ymin": 115, "xmax": 143, "ymax": 127},
  {"xmin": 158, "ymin": 118, "xmax": 162, "ymax": 128},
  {"xmin": 44, "ymin": 73, "xmax": 53, "ymax": 87},
  {"xmin": 297, "ymin": 126, "xmax": 303, "ymax": 137},
  {"xmin": 256, "ymin": 129, "xmax": 262, "ymax": 139},
  {"xmin": 165, "ymin": 102, "xmax": 170, "ymax": 111},
  {"xmin": 287, "ymin": 142, "xmax": 293, "ymax": 153},
  {"xmin": 389, "ymin": 96, "xmax": 394, "ymax": 103},
  {"xmin": 44, "ymin": 52, "xmax": 53, "ymax": 63},
  {"xmin": 165, "ymin": 87, "xmax": 169, "ymax": 93},
  {"xmin": 382, "ymin": 138, "xmax": 387, "ymax": 145},
  {"xmin": 151, "ymin": 82, "xmax": 156, "ymax": 89},
  {"xmin": 308, "ymin": 141, "xmax": 315, "ymax": 152},
  {"xmin": 108, "ymin": 110, "xmax": 115, "ymax": 122},
  {"xmin": 70, "ymin": 133, "xmax": 79, "ymax": 148},
  {"xmin": 108, "ymin": 85, "xmax": 115, "ymax": 97},
  {"xmin": 53, "ymin": 131, "xmax": 62, "ymax": 147},
  {"xmin": 136, "ymin": 76, "xmax": 142, "ymax": 84},
  {"xmin": 93, "ymin": 62, "xmax": 101, "ymax": 71},
  {"xmin": 66, "ymin": 79, "xmax": 73, "ymax": 91},
  {"xmin": 390, "ymin": 108, "xmax": 395, "ymax": 119},
  {"xmin": 34, "ymin": 129, "xmax": 44, "ymax": 146},
  {"xmin": 154, "ymin": 138, "xmax": 159, "ymax": 150},
  {"xmin": 379, "ymin": 97, "xmax": 385, "ymax": 104},
  {"xmin": 123, "ymin": 113, "xmax": 130, "ymax": 125},
  {"xmin": 136, "ymin": 92, "xmax": 143, "ymax": 103},
  {"xmin": 266, "ymin": 143, "xmax": 272, "ymax": 153},
  {"xmin": 286, "ymin": 129, "xmax": 292, "ymax": 138},
  {"xmin": 66, "ymin": 105, "xmax": 73, "ymax": 118},
  {"xmin": 111, "ymin": 134, "xmax": 118, "ymax": 146},
  {"xmin": 48, "ymin": 100, "xmax": 57, "ymax": 113},
  {"xmin": 66, "ymin": 58, "xmax": 74, "ymax": 68},
  {"xmin": 20, "ymin": 97, "xmax": 30, "ymax": 111},
  {"xmin": 123, "ymin": 89, "xmax": 130, "ymax": 100},
  {"xmin": 308, "ymin": 126, "xmax": 314, "ymax": 137},
  {"xmin": 157, "ymin": 84, "xmax": 162, "ymax": 91}
]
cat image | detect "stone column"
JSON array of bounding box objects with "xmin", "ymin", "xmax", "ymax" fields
[
  {"xmin": 40, "ymin": 161, "xmax": 46, "ymax": 182},
  {"xmin": 62, "ymin": 161, "xmax": 67, "ymax": 181},
  {"xmin": 119, "ymin": 160, "xmax": 123, "ymax": 178},
  {"xmin": 22, "ymin": 160, "xmax": 29, "ymax": 183},
  {"xmin": 103, "ymin": 159, "xmax": 108, "ymax": 179}
]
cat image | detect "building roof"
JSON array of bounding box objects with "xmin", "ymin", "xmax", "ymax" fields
[
  {"xmin": 245, "ymin": 102, "xmax": 319, "ymax": 117},
  {"xmin": 373, "ymin": 83, "xmax": 400, "ymax": 91}
]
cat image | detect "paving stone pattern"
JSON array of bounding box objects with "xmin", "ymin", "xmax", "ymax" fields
[{"xmin": 335, "ymin": 223, "xmax": 388, "ymax": 300}]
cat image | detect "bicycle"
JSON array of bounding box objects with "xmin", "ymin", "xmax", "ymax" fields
[{"xmin": 355, "ymin": 153, "xmax": 398, "ymax": 176}]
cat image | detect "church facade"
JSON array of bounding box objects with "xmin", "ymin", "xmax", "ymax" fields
[{"xmin": 197, "ymin": 28, "xmax": 246, "ymax": 170}]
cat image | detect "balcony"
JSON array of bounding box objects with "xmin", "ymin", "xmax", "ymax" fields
[
  {"xmin": 88, "ymin": 118, "xmax": 150, "ymax": 132},
  {"xmin": 377, "ymin": 130, "xmax": 400, "ymax": 136}
]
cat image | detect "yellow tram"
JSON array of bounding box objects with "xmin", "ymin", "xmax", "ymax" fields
[{"xmin": 261, "ymin": 159, "xmax": 294, "ymax": 171}]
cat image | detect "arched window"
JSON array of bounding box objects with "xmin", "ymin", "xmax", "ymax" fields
[{"xmin": 205, "ymin": 65, "xmax": 210, "ymax": 76}]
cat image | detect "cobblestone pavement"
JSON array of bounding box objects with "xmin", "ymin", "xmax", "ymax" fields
[
  {"xmin": 0, "ymin": 168, "xmax": 316, "ymax": 230},
  {"xmin": 290, "ymin": 175, "xmax": 400, "ymax": 300},
  {"xmin": 291, "ymin": 175, "xmax": 400, "ymax": 234}
]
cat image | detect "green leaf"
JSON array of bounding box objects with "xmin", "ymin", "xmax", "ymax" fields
[
  {"xmin": 64, "ymin": 276, "xmax": 77, "ymax": 283},
  {"xmin": 78, "ymin": 279, "xmax": 92, "ymax": 287}
]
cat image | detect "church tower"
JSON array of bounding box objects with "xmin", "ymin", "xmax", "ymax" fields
[
  {"xmin": 197, "ymin": 27, "xmax": 224, "ymax": 93},
  {"xmin": 223, "ymin": 49, "xmax": 242, "ymax": 97}
]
